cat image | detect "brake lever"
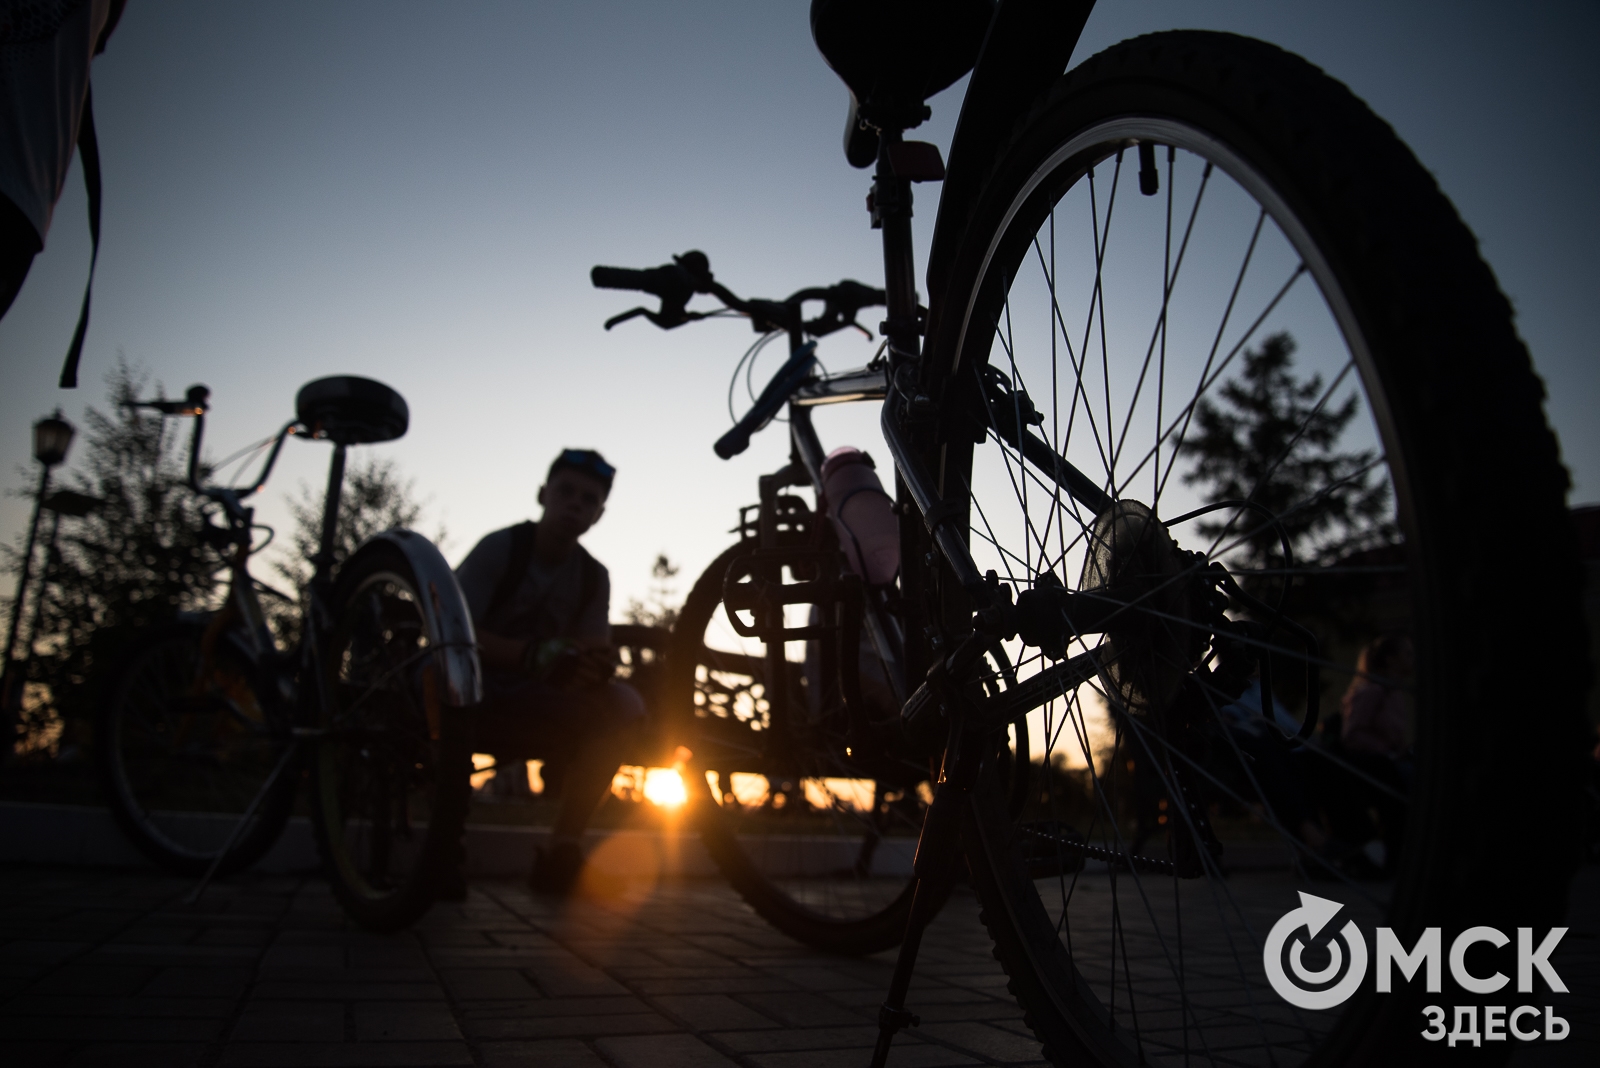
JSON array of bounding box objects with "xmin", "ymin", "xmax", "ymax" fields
[
  {"xmin": 603, "ymin": 307, "xmax": 652, "ymax": 331},
  {"xmin": 605, "ymin": 306, "xmax": 720, "ymax": 331}
]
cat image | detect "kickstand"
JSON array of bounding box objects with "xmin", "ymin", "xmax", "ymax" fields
[
  {"xmin": 868, "ymin": 874, "xmax": 945, "ymax": 1067},
  {"xmin": 182, "ymin": 736, "xmax": 303, "ymax": 906}
]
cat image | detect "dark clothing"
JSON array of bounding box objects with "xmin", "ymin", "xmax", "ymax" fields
[
  {"xmin": 456, "ymin": 523, "xmax": 639, "ymax": 762},
  {"xmin": 455, "ymin": 523, "xmax": 609, "ymax": 646},
  {"xmin": 1342, "ymin": 680, "xmax": 1407, "ymax": 757}
]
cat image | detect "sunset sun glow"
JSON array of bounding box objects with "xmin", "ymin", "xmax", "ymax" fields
[{"xmin": 642, "ymin": 767, "xmax": 687, "ymax": 808}]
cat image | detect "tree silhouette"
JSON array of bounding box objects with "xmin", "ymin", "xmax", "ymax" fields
[
  {"xmin": 623, "ymin": 554, "xmax": 681, "ymax": 631},
  {"xmin": 1180, "ymin": 332, "xmax": 1396, "ymax": 572},
  {"xmin": 269, "ymin": 457, "xmax": 441, "ymax": 644},
  {"xmin": 3, "ymin": 360, "xmax": 223, "ymax": 756}
]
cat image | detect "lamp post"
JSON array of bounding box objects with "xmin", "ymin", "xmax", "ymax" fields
[{"xmin": 2, "ymin": 411, "xmax": 76, "ymax": 756}]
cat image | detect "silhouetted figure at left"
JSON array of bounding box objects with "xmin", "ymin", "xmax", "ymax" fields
[
  {"xmin": 1, "ymin": 0, "xmax": 126, "ymax": 386},
  {"xmin": 448, "ymin": 449, "xmax": 645, "ymax": 896}
]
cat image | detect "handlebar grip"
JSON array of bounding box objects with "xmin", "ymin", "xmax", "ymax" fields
[
  {"xmin": 712, "ymin": 341, "xmax": 820, "ymax": 460},
  {"xmin": 591, "ymin": 266, "xmax": 657, "ymax": 291},
  {"xmin": 713, "ymin": 423, "xmax": 754, "ymax": 460}
]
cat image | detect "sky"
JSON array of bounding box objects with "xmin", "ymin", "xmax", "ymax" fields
[{"xmin": 2, "ymin": 0, "xmax": 1596, "ymax": 616}]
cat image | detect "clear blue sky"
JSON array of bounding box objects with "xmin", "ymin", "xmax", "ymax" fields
[{"xmin": 2, "ymin": 0, "xmax": 1595, "ymax": 613}]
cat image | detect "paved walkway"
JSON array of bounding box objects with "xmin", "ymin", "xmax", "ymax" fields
[
  {"xmin": 2, "ymin": 863, "xmax": 1595, "ymax": 1068},
  {"xmin": 0, "ymin": 866, "xmax": 1043, "ymax": 1068}
]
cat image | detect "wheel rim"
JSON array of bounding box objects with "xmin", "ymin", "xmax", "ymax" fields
[
  {"xmin": 681, "ymin": 582, "xmax": 933, "ymax": 925},
  {"xmin": 319, "ymin": 569, "xmax": 442, "ymax": 900},
  {"xmin": 946, "ymin": 117, "xmax": 1422, "ymax": 1064},
  {"xmin": 108, "ymin": 633, "xmax": 287, "ymax": 861}
]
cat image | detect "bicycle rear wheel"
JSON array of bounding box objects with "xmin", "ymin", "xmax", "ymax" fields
[
  {"xmin": 667, "ymin": 542, "xmax": 944, "ymax": 954},
  {"xmin": 98, "ymin": 621, "xmax": 296, "ymax": 877},
  {"xmin": 925, "ymin": 31, "xmax": 1586, "ymax": 1065},
  {"xmin": 310, "ymin": 542, "xmax": 472, "ymax": 932}
]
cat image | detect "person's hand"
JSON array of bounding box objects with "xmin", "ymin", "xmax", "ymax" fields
[
  {"xmin": 570, "ymin": 645, "xmax": 618, "ymax": 688},
  {"xmin": 519, "ymin": 639, "xmax": 615, "ymax": 689}
]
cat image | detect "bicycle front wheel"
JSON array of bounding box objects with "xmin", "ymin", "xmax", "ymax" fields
[
  {"xmin": 98, "ymin": 621, "xmax": 297, "ymax": 877},
  {"xmin": 925, "ymin": 31, "xmax": 1586, "ymax": 1065},
  {"xmin": 310, "ymin": 541, "xmax": 472, "ymax": 932}
]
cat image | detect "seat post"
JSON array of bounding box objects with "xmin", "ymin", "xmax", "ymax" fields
[
  {"xmin": 312, "ymin": 443, "xmax": 348, "ymax": 589},
  {"xmin": 872, "ymin": 129, "xmax": 921, "ymax": 363}
]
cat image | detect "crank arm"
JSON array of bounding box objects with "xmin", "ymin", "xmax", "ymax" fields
[
  {"xmin": 902, "ymin": 649, "xmax": 1100, "ymax": 745},
  {"xmin": 965, "ymin": 650, "xmax": 1100, "ymax": 732}
]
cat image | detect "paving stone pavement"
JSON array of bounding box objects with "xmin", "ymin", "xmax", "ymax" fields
[
  {"xmin": 0, "ymin": 866, "xmax": 1047, "ymax": 1068},
  {"xmin": 4, "ymin": 863, "xmax": 1594, "ymax": 1067}
]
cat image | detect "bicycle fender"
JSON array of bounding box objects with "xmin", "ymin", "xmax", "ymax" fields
[
  {"xmin": 925, "ymin": 0, "xmax": 1095, "ymax": 315},
  {"xmin": 364, "ymin": 528, "xmax": 483, "ymax": 707}
]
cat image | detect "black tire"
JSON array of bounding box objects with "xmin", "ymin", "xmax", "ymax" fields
[
  {"xmin": 97, "ymin": 621, "xmax": 297, "ymax": 877},
  {"xmin": 310, "ymin": 542, "xmax": 473, "ymax": 932},
  {"xmin": 924, "ymin": 31, "xmax": 1588, "ymax": 1066},
  {"xmin": 665, "ymin": 542, "xmax": 937, "ymax": 954}
]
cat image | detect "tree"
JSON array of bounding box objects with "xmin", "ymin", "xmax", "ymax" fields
[
  {"xmin": 268, "ymin": 457, "xmax": 442, "ymax": 643},
  {"xmin": 623, "ymin": 554, "xmax": 681, "ymax": 631},
  {"xmin": 1179, "ymin": 332, "xmax": 1396, "ymax": 571},
  {"xmin": 3, "ymin": 360, "xmax": 224, "ymax": 755}
]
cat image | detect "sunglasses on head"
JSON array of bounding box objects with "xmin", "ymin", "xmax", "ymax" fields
[{"xmin": 557, "ymin": 449, "xmax": 616, "ymax": 484}]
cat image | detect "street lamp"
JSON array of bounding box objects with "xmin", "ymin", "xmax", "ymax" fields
[
  {"xmin": 32, "ymin": 413, "xmax": 75, "ymax": 468},
  {"xmin": 3, "ymin": 411, "xmax": 77, "ymax": 757}
]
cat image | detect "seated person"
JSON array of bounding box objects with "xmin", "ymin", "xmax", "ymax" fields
[{"xmin": 453, "ymin": 449, "xmax": 645, "ymax": 893}]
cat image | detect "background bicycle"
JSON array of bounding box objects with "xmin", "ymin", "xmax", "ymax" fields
[
  {"xmin": 98, "ymin": 375, "xmax": 481, "ymax": 932},
  {"xmin": 583, "ymin": 1, "xmax": 1590, "ymax": 1064},
  {"xmin": 593, "ymin": 259, "xmax": 1034, "ymax": 953}
]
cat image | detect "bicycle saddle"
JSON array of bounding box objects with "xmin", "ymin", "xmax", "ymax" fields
[
  {"xmin": 296, "ymin": 375, "xmax": 409, "ymax": 445},
  {"xmin": 810, "ymin": 0, "xmax": 993, "ymax": 122}
]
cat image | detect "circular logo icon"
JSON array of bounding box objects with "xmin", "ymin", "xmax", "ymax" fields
[{"xmin": 1264, "ymin": 892, "xmax": 1368, "ymax": 1009}]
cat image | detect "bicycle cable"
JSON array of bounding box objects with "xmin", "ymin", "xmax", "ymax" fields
[
  {"xmin": 210, "ymin": 433, "xmax": 278, "ymax": 484},
  {"xmin": 728, "ymin": 329, "xmax": 781, "ymax": 424}
]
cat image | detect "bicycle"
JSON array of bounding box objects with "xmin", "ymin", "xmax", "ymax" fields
[
  {"xmin": 596, "ymin": 262, "xmax": 1034, "ymax": 953},
  {"xmin": 589, "ymin": 1, "xmax": 1588, "ymax": 1064},
  {"xmin": 97, "ymin": 376, "xmax": 481, "ymax": 932}
]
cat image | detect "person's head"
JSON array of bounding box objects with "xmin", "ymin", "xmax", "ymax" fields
[
  {"xmin": 537, "ymin": 449, "xmax": 614, "ymax": 542},
  {"xmin": 1352, "ymin": 632, "xmax": 1414, "ymax": 688}
]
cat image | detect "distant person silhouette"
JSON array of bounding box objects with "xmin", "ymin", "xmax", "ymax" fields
[
  {"xmin": 1, "ymin": 0, "xmax": 126, "ymax": 386},
  {"xmin": 450, "ymin": 449, "xmax": 644, "ymax": 895},
  {"xmin": 1332, "ymin": 633, "xmax": 1414, "ymax": 875}
]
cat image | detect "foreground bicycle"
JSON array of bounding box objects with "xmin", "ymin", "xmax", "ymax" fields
[
  {"xmin": 98, "ymin": 376, "xmax": 481, "ymax": 931},
  {"xmin": 592, "ymin": 1, "xmax": 1588, "ymax": 1064}
]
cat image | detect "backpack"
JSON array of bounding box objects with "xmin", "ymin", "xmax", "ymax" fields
[{"xmin": 483, "ymin": 521, "xmax": 603, "ymax": 640}]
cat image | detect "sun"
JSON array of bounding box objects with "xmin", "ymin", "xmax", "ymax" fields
[{"xmin": 642, "ymin": 766, "xmax": 687, "ymax": 808}]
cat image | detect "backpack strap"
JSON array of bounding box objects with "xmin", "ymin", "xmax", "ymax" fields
[
  {"xmin": 483, "ymin": 521, "xmax": 538, "ymax": 631},
  {"xmin": 572, "ymin": 546, "xmax": 602, "ymax": 638},
  {"xmin": 483, "ymin": 522, "xmax": 605, "ymax": 640},
  {"xmin": 58, "ymin": 86, "xmax": 101, "ymax": 389}
]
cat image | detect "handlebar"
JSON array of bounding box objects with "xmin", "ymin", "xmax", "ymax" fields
[
  {"xmin": 592, "ymin": 250, "xmax": 887, "ymax": 460},
  {"xmin": 125, "ymin": 384, "xmax": 299, "ymax": 524},
  {"xmin": 591, "ymin": 249, "xmax": 884, "ymax": 338},
  {"xmin": 713, "ymin": 341, "xmax": 820, "ymax": 460}
]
